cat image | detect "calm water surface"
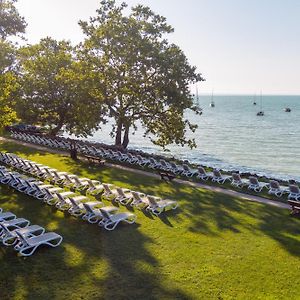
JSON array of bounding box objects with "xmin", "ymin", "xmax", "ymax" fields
[{"xmin": 69, "ymin": 95, "xmax": 300, "ymax": 181}]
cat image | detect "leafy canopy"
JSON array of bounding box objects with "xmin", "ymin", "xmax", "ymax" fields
[
  {"xmin": 17, "ymin": 37, "xmax": 106, "ymax": 136},
  {"xmin": 0, "ymin": 0, "xmax": 26, "ymax": 40},
  {"xmin": 79, "ymin": 0, "xmax": 203, "ymax": 149},
  {"xmin": 0, "ymin": 0, "xmax": 26, "ymax": 130}
]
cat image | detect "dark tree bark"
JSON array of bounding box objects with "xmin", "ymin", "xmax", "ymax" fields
[
  {"xmin": 122, "ymin": 126, "xmax": 129, "ymax": 149},
  {"xmin": 115, "ymin": 120, "xmax": 122, "ymax": 146}
]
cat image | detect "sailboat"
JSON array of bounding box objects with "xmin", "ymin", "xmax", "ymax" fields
[
  {"xmin": 209, "ymin": 90, "xmax": 215, "ymax": 107},
  {"xmin": 256, "ymin": 93, "xmax": 264, "ymax": 116},
  {"xmin": 253, "ymin": 94, "xmax": 257, "ymax": 105}
]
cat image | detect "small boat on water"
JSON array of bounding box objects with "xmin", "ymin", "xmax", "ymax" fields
[
  {"xmin": 256, "ymin": 92, "xmax": 264, "ymax": 116},
  {"xmin": 210, "ymin": 90, "xmax": 215, "ymax": 107},
  {"xmin": 256, "ymin": 111, "xmax": 264, "ymax": 116},
  {"xmin": 284, "ymin": 107, "xmax": 291, "ymax": 112}
]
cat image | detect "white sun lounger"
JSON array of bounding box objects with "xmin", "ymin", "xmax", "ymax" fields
[
  {"xmin": 248, "ymin": 177, "xmax": 268, "ymax": 192},
  {"xmin": 98, "ymin": 208, "xmax": 136, "ymax": 230},
  {"xmin": 146, "ymin": 195, "xmax": 178, "ymax": 216},
  {"xmin": 231, "ymin": 173, "xmax": 248, "ymax": 188},
  {"xmin": 288, "ymin": 185, "xmax": 300, "ymax": 201},
  {"xmin": 15, "ymin": 231, "xmax": 63, "ymax": 256}
]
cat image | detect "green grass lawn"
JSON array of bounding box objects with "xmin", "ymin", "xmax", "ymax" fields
[{"xmin": 0, "ymin": 141, "xmax": 300, "ymax": 300}]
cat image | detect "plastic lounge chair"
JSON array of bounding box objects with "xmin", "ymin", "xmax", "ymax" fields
[
  {"xmin": 67, "ymin": 196, "xmax": 88, "ymax": 216},
  {"xmin": 98, "ymin": 208, "xmax": 136, "ymax": 230},
  {"xmin": 68, "ymin": 199, "xmax": 97, "ymax": 217},
  {"xmin": 0, "ymin": 218, "xmax": 30, "ymax": 238},
  {"xmin": 146, "ymin": 195, "xmax": 178, "ymax": 216},
  {"xmin": 82, "ymin": 203, "xmax": 118, "ymax": 223},
  {"xmin": 248, "ymin": 177, "xmax": 268, "ymax": 192},
  {"xmin": 197, "ymin": 167, "xmax": 213, "ymax": 181},
  {"xmin": 55, "ymin": 192, "xmax": 79, "ymax": 211},
  {"xmin": 0, "ymin": 212, "xmax": 16, "ymax": 222},
  {"xmin": 231, "ymin": 173, "xmax": 248, "ymax": 188},
  {"xmin": 288, "ymin": 185, "xmax": 300, "ymax": 201},
  {"xmin": 86, "ymin": 179, "xmax": 104, "ymax": 196},
  {"xmin": 15, "ymin": 231, "xmax": 63, "ymax": 257},
  {"xmin": 115, "ymin": 187, "xmax": 133, "ymax": 205},
  {"xmin": 46, "ymin": 191, "xmax": 75, "ymax": 206},
  {"xmin": 0, "ymin": 222, "xmax": 44, "ymax": 246},
  {"xmin": 212, "ymin": 170, "xmax": 231, "ymax": 184},
  {"xmin": 72, "ymin": 177, "xmax": 90, "ymax": 191},
  {"xmin": 102, "ymin": 183, "xmax": 118, "ymax": 201},
  {"xmin": 181, "ymin": 164, "xmax": 198, "ymax": 177},
  {"xmin": 268, "ymin": 180, "xmax": 288, "ymax": 197},
  {"xmin": 130, "ymin": 191, "xmax": 149, "ymax": 208},
  {"xmin": 81, "ymin": 201, "xmax": 104, "ymax": 221}
]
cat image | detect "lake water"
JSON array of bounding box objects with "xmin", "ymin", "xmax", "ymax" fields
[{"xmin": 70, "ymin": 95, "xmax": 300, "ymax": 181}]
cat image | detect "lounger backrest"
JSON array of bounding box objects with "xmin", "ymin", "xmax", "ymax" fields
[
  {"xmin": 103, "ymin": 184, "xmax": 111, "ymax": 193},
  {"xmin": 56, "ymin": 193, "xmax": 66, "ymax": 203},
  {"xmin": 270, "ymin": 180, "xmax": 280, "ymax": 189},
  {"xmin": 131, "ymin": 191, "xmax": 141, "ymax": 201},
  {"xmin": 116, "ymin": 188, "xmax": 125, "ymax": 197},
  {"xmin": 232, "ymin": 173, "xmax": 241, "ymax": 182},
  {"xmin": 289, "ymin": 185, "xmax": 300, "ymax": 193},
  {"xmin": 249, "ymin": 177, "xmax": 258, "ymax": 185},
  {"xmin": 147, "ymin": 196, "xmax": 158, "ymax": 206},
  {"xmin": 87, "ymin": 179, "xmax": 96, "ymax": 188},
  {"xmin": 0, "ymin": 222, "xmax": 11, "ymax": 235},
  {"xmin": 99, "ymin": 209, "xmax": 111, "ymax": 220},
  {"xmin": 82, "ymin": 203, "xmax": 94, "ymax": 214},
  {"xmin": 213, "ymin": 170, "xmax": 221, "ymax": 177},
  {"xmin": 15, "ymin": 230, "xmax": 29, "ymax": 246},
  {"xmin": 69, "ymin": 197, "xmax": 78, "ymax": 208},
  {"xmin": 74, "ymin": 177, "xmax": 82, "ymax": 185},
  {"xmin": 183, "ymin": 164, "xmax": 190, "ymax": 171}
]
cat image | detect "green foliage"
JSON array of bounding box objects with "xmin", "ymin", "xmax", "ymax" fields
[
  {"xmin": 79, "ymin": 0, "xmax": 204, "ymax": 149},
  {"xmin": 0, "ymin": 0, "xmax": 25, "ymax": 130},
  {"xmin": 0, "ymin": 0, "xmax": 26, "ymax": 40},
  {"xmin": 17, "ymin": 37, "xmax": 106, "ymax": 136},
  {"xmin": 0, "ymin": 41, "xmax": 19, "ymax": 130}
]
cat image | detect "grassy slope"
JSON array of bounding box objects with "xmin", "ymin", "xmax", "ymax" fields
[{"xmin": 0, "ymin": 141, "xmax": 300, "ymax": 300}]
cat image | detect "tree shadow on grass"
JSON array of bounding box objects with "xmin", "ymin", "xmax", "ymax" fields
[
  {"xmin": 2, "ymin": 141, "xmax": 300, "ymax": 260},
  {"xmin": 0, "ymin": 185, "xmax": 193, "ymax": 300}
]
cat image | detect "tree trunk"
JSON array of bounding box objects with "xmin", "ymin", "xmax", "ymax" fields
[
  {"xmin": 115, "ymin": 120, "xmax": 123, "ymax": 146},
  {"xmin": 70, "ymin": 140, "xmax": 78, "ymax": 160},
  {"xmin": 49, "ymin": 121, "xmax": 64, "ymax": 136},
  {"xmin": 122, "ymin": 126, "xmax": 129, "ymax": 149}
]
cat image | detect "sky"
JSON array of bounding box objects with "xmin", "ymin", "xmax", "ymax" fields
[{"xmin": 15, "ymin": 0, "xmax": 300, "ymax": 95}]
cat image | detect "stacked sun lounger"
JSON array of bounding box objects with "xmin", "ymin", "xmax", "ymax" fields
[{"xmin": 0, "ymin": 208, "xmax": 62, "ymax": 256}]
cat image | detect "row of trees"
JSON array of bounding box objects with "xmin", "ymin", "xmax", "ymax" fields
[{"xmin": 1, "ymin": 0, "xmax": 204, "ymax": 149}]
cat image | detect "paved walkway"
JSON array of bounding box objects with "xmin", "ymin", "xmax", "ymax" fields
[{"xmin": 0, "ymin": 136, "xmax": 289, "ymax": 210}]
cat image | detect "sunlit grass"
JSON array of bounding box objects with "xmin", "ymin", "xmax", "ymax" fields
[{"xmin": 0, "ymin": 141, "xmax": 300, "ymax": 299}]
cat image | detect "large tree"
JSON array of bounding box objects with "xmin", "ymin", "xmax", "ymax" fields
[
  {"xmin": 79, "ymin": 0, "xmax": 203, "ymax": 149},
  {"xmin": 17, "ymin": 37, "xmax": 106, "ymax": 136},
  {"xmin": 0, "ymin": 0, "xmax": 26, "ymax": 40},
  {"xmin": 0, "ymin": 0, "xmax": 26, "ymax": 130}
]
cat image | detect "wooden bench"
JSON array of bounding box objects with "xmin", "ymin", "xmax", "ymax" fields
[
  {"xmin": 84, "ymin": 155, "xmax": 106, "ymax": 166},
  {"xmin": 287, "ymin": 200, "xmax": 300, "ymax": 216},
  {"xmin": 158, "ymin": 171, "xmax": 176, "ymax": 182}
]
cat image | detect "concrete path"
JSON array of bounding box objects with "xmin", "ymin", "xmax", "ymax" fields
[{"xmin": 0, "ymin": 136, "xmax": 290, "ymax": 210}]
